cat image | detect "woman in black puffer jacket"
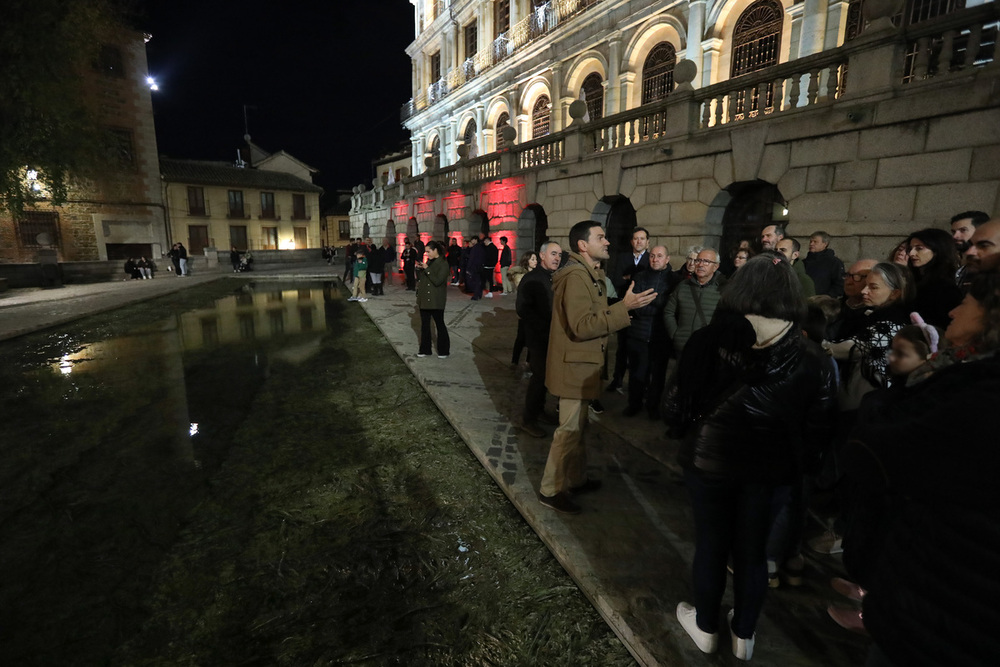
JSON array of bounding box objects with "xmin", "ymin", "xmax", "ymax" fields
[{"xmin": 667, "ymin": 254, "xmax": 838, "ymax": 661}]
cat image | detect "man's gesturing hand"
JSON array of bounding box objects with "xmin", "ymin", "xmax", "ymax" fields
[{"xmin": 622, "ymin": 281, "xmax": 657, "ymax": 310}]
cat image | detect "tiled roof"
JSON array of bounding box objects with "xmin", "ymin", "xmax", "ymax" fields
[{"xmin": 159, "ymin": 158, "xmax": 324, "ymax": 193}]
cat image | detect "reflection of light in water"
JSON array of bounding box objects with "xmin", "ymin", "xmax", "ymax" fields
[
  {"xmin": 59, "ymin": 360, "xmax": 73, "ymax": 375},
  {"xmin": 189, "ymin": 423, "xmax": 199, "ymax": 436}
]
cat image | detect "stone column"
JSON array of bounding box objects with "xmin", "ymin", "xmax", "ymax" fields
[
  {"xmin": 551, "ymin": 61, "xmax": 564, "ymax": 132},
  {"xmin": 618, "ymin": 71, "xmax": 635, "ymax": 111},
  {"xmin": 411, "ymin": 136, "xmax": 421, "ymax": 176},
  {"xmin": 475, "ymin": 103, "xmax": 486, "ymax": 157},
  {"xmin": 686, "ymin": 0, "xmax": 706, "ymax": 86},
  {"xmin": 412, "ymin": 58, "xmax": 419, "ymax": 99},
  {"xmin": 825, "ymin": 0, "xmax": 851, "ymax": 48},
  {"xmin": 482, "ymin": 128, "xmax": 495, "ymax": 154},
  {"xmin": 787, "ymin": 2, "xmax": 806, "ymax": 61},
  {"xmin": 701, "ymin": 38, "xmax": 723, "ymax": 87},
  {"xmin": 799, "ymin": 0, "xmax": 829, "ymax": 57},
  {"xmin": 607, "ymin": 32, "xmax": 622, "ymax": 114}
]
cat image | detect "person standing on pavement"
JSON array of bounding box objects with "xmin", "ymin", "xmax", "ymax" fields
[
  {"xmin": 349, "ymin": 247, "xmax": 368, "ymax": 302},
  {"xmin": 482, "ymin": 236, "xmax": 499, "ymax": 297},
  {"xmin": 230, "ymin": 246, "xmax": 241, "ymax": 273},
  {"xmin": 624, "ymin": 246, "xmax": 678, "ymax": 419},
  {"xmin": 664, "ymin": 248, "xmax": 724, "ymax": 359},
  {"xmin": 416, "ymin": 240, "xmax": 450, "ymax": 358},
  {"xmin": 169, "ymin": 243, "xmax": 181, "ymax": 275},
  {"xmin": 447, "ymin": 237, "xmax": 462, "ymax": 285},
  {"xmin": 177, "ymin": 242, "xmax": 189, "ymax": 276},
  {"xmin": 499, "ymin": 237, "xmax": 514, "ymax": 294},
  {"xmin": 517, "ymin": 241, "xmax": 562, "ymax": 438},
  {"xmin": 401, "ymin": 238, "xmax": 418, "ymax": 291},
  {"xmin": 667, "ymin": 255, "xmax": 837, "ymax": 661},
  {"xmin": 608, "ymin": 227, "xmax": 651, "ymax": 393},
  {"xmin": 538, "ymin": 221, "xmax": 657, "ymax": 514}
]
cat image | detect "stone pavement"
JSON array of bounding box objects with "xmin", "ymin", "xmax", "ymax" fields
[{"xmin": 0, "ymin": 265, "xmax": 869, "ymax": 665}]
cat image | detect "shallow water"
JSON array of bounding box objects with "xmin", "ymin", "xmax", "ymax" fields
[{"xmin": 0, "ymin": 279, "xmax": 630, "ymax": 666}]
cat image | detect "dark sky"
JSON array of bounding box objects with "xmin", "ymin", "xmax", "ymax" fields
[{"xmin": 135, "ymin": 0, "xmax": 414, "ymax": 201}]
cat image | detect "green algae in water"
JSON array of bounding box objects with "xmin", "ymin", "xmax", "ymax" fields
[{"xmin": 0, "ymin": 280, "xmax": 631, "ymax": 666}]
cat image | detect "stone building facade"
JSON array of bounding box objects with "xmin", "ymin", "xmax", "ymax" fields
[
  {"xmin": 353, "ymin": 0, "xmax": 999, "ymax": 270},
  {"xmin": 0, "ymin": 32, "xmax": 166, "ymax": 264}
]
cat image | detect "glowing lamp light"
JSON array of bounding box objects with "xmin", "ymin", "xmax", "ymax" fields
[
  {"xmin": 189, "ymin": 423, "xmax": 199, "ymax": 436},
  {"xmin": 280, "ymin": 238, "xmax": 296, "ymax": 250},
  {"xmin": 146, "ymin": 76, "xmax": 159, "ymax": 91}
]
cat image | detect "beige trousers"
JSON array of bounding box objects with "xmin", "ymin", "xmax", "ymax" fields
[{"xmin": 539, "ymin": 397, "xmax": 589, "ymax": 497}]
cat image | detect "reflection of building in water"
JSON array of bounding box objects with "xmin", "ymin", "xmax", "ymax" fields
[{"xmin": 178, "ymin": 285, "xmax": 330, "ymax": 349}]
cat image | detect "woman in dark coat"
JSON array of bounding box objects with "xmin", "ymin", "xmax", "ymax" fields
[
  {"xmin": 401, "ymin": 239, "xmax": 418, "ymax": 291},
  {"xmin": 905, "ymin": 227, "xmax": 963, "ymax": 329},
  {"xmin": 667, "ymin": 255, "xmax": 838, "ymax": 660},
  {"xmin": 416, "ymin": 240, "xmax": 450, "ymax": 358},
  {"xmin": 842, "ymin": 272, "xmax": 1000, "ymax": 667}
]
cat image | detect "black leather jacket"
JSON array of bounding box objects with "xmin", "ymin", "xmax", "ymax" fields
[{"xmin": 669, "ymin": 313, "xmax": 838, "ymax": 484}]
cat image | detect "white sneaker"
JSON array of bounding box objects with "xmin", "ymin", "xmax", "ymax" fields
[
  {"xmin": 358, "ymin": 298, "xmax": 367, "ymax": 302},
  {"xmin": 485, "ymin": 292, "xmax": 493, "ymax": 298},
  {"xmin": 676, "ymin": 602, "xmax": 718, "ymax": 654},
  {"xmin": 728, "ymin": 609, "xmax": 755, "ymax": 660},
  {"xmin": 347, "ymin": 297, "xmax": 357, "ymax": 301}
]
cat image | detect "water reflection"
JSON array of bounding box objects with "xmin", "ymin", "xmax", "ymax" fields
[{"xmin": 0, "ymin": 280, "xmax": 340, "ymax": 665}]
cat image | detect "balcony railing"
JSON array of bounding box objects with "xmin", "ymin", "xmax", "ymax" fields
[
  {"xmin": 402, "ymin": 0, "xmax": 605, "ymax": 121},
  {"xmin": 370, "ymin": 4, "xmax": 1000, "ymax": 214}
]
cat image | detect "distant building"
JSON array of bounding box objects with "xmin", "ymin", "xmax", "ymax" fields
[
  {"xmin": 0, "ymin": 32, "xmax": 166, "ymax": 264},
  {"xmin": 322, "ymin": 191, "xmax": 354, "ymax": 248},
  {"xmin": 160, "ymin": 145, "xmax": 323, "ymax": 255}
]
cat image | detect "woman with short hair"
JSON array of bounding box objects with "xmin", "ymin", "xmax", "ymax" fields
[{"xmin": 667, "ymin": 255, "xmax": 838, "ymax": 660}]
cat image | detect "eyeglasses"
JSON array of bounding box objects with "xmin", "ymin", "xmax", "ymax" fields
[
  {"xmin": 692, "ymin": 259, "xmax": 718, "ymax": 266},
  {"xmin": 845, "ymin": 272, "xmax": 869, "ymax": 282}
]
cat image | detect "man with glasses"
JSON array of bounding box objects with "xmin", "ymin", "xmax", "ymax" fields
[
  {"xmin": 664, "ymin": 248, "xmax": 723, "ymax": 358},
  {"xmin": 828, "ymin": 258, "xmax": 878, "ymax": 341}
]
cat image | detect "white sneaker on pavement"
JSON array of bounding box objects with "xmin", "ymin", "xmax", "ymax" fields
[{"xmin": 676, "ymin": 602, "xmax": 718, "ymax": 654}]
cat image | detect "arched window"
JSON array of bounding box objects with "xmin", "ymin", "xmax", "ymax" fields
[
  {"xmin": 495, "ymin": 112, "xmax": 510, "ymax": 150},
  {"xmin": 731, "ymin": 0, "xmax": 783, "ymax": 77},
  {"xmin": 463, "ymin": 119, "xmax": 478, "ymax": 158},
  {"xmin": 641, "ymin": 42, "xmax": 676, "ymax": 104},
  {"xmin": 428, "ymin": 135, "xmax": 440, "ymax": 169},
  {"xmin": 731, "ymin": 0, "xmax": 783, "ymax": 117},
  {"xmin": 532, "ymin": 95, "xmax": 551, "ymax": 138},
  {"xmin": 581, "ymin": 72, "xmax": 603, "ymax": 121}
]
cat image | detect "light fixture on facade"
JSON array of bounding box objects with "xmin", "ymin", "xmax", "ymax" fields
[{"xmin": 146, "ymin": 76, "xmax": 159, "ymax": 91}]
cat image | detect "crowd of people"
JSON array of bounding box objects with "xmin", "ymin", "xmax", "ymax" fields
[
  {"xmin": 340, "ymin": 213, "xmax": 999, "ymax": 663},
  {"xmin": 510, "ymin": 213, "xmax": 999, "ymax": 665}
]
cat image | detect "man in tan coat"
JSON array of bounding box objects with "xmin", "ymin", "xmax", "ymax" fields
[{"xmin": 539, "ymin": 220, "xmax": 657, "ymax": 514}]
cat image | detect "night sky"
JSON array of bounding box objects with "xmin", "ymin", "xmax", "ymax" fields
[{"xmin": 136, "ymin": 0, "xmax": 414, "ymax": 201}]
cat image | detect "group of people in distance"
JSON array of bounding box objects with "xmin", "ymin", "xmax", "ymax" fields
[
  {"xmin": 509, "ymin": 212, "xmax": 999, "ymax": 665},
  {"xmin": 122, "ymin": 256, "xmax": 155, "ymax": 280}
]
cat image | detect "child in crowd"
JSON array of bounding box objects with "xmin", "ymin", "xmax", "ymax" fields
[{"xmin": 826, "ymin": 313, "xmax": 938, "ymax": 634}]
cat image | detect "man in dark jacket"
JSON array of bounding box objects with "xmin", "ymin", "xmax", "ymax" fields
[
  {"xmin": 624, "ymin": 246, "xmax": 679, "ymax": 418},
  {"xmin": 803, "ymin": 231, "xmax": 845, "ymax": 297},
  {"xmin": 516, "ymin": 241, "xmax": 562, "ymax": 437},
  {"xmin": 466, "ymin": 237, "xmax": 485, "ymax": 300},
  {"xmin": 499, "ymin": 237, "xmax": 513, "ymax": 294},
  {"xmin": 482, "ymin": 236, "xmax": 499, "ymax": 296},
  {"xmin": 608, "ymin": 227, "xmax": 652, "ymax": 392},
  {"xmin": 447, "ymin": 237, "xmax": 462, "ymax": 285}
]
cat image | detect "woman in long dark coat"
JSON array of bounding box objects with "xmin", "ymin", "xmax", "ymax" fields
[{"xmin": 416, "ymin": 240, "xmax": 450, "ymax": 358}]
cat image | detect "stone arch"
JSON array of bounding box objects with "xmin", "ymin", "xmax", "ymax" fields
[
  {"xmin": 468, "ymin": 209, "xmax": 489, "ymax": 237},
  {"xmin": 460, "ymin": 114, "xmax": 479, "ymax": 158},
  {"xmin": 517, "ymin": 203, "xmax": 549, "ymax": 256},
  {"xmin": 486, "ymin": 96, "xmax": 512, "ymax": 152},
  {"xmin": 520, "ymin": 77, "xmax": 551, "ymax": 118},
  {"xmin": 426, "ymin": 131, "xmax": 442, "ymax": 170},
  {"xmin": 706, "ymin": 0, "xmax": 794, "ymax": 84},
  {"xmin": 591, "ymin": 195, "xmax": 637, "ymax": 286},
  {"xmin": 406, "ymin": 216, "xmax": 419, "ymax": 239},
  {"xmin": 623, "ymin": 17, "xmax": 685, "ymax": 109},
  {"xmin": 714, "ymin": 179, "xmax": 788, "ymax": 266},
  {"xmin": 564, "ymin": 51, "xmax": 609, "ymax": 98},
  {"xmin": 384, "ymin": 219, "xmax": 397, "ymax": 242},
  {"xmin": 434, "ymin": 213, "xmax": 449, "ymax": 240}
]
